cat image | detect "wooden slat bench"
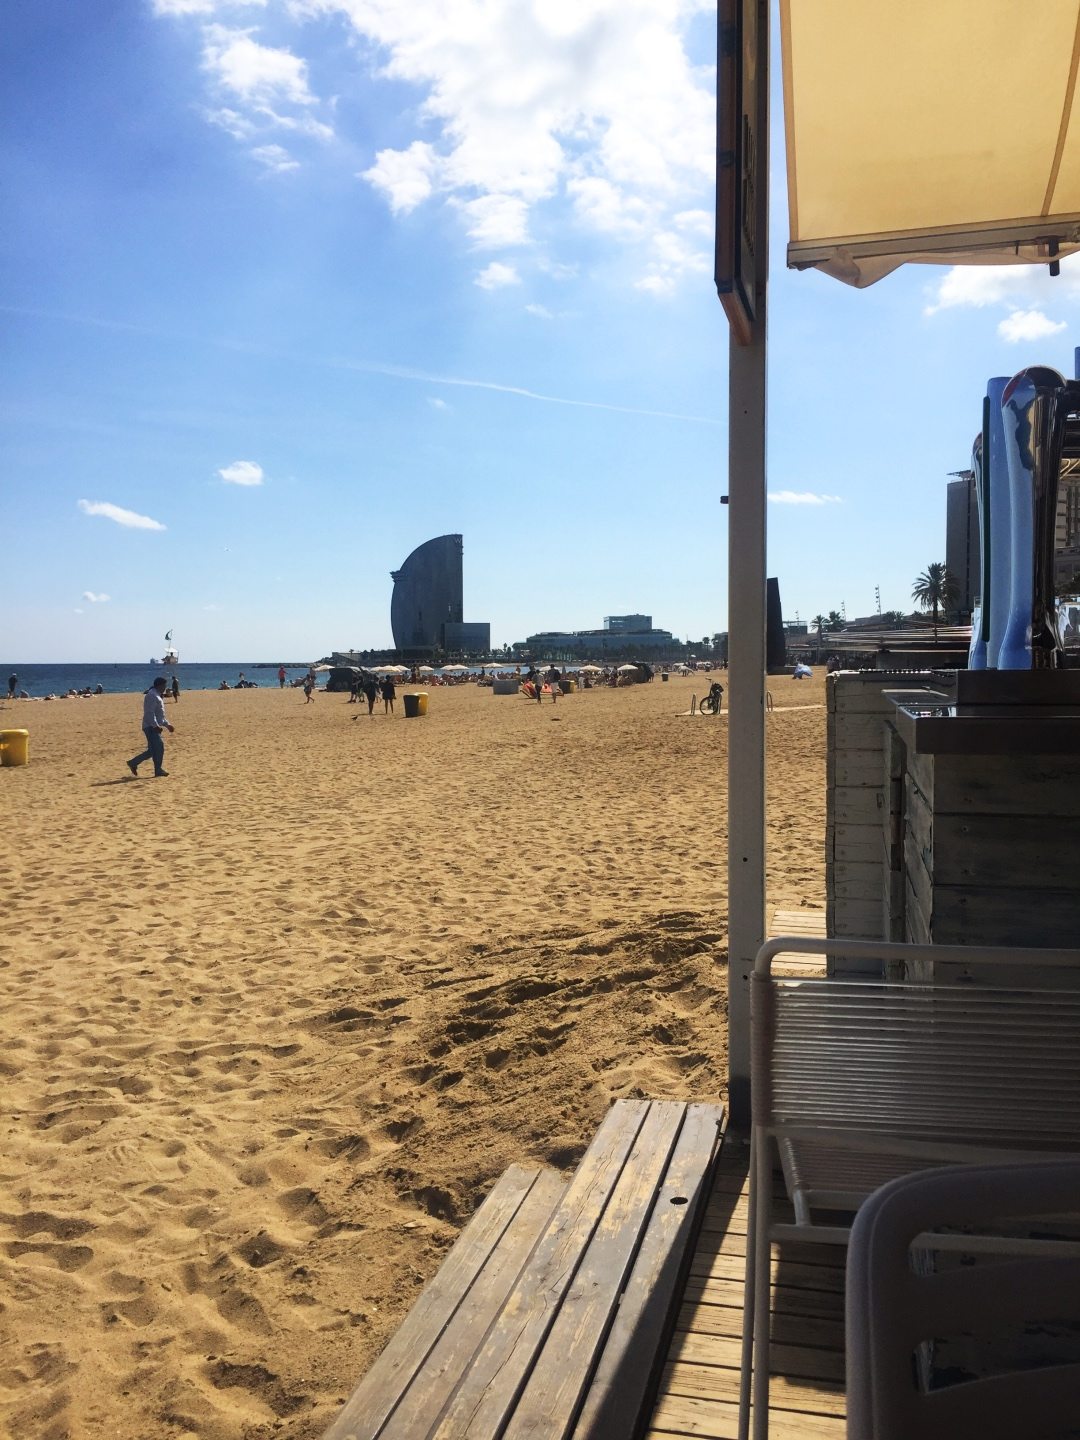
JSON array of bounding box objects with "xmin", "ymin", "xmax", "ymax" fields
[{"xmin": 326, "ymin": 1099, "xmax": 724, "ymax": 1440}]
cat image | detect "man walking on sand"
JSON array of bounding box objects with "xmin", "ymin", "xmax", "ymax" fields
[{"xmin": 128, "ymin": 677, "xmax": 174, "ymax": 778}]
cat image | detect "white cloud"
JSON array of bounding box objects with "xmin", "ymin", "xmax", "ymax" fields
[
  {"xmin": 454, "ymin": 194, "xmax": 531, "ymax": 248},
  {"xmin": 218, "ymin": 459, "xmax": 265, "ymax": 485},
  {"xmin": 251, "ymin": 143, "xmax": 299, "ymax": 172},
  {"xmin": 362, "ymin": 141, "xmax": 439, "ymax": 214},
  {"xmin": 202, "ymin": 25, "xmax": 314, "ymax": 106},
  {"xmin": 768, "ymin": 491, "xmax": 842, "ymax": 506},
  {"xmin": 525, "ymin": 303, "xmax": 554, "ymax": 318},
  {"xmin": 925, "ymin": 254, "xmax": 1080, "ymax": 316},
  {"xmin": 78, "ymin": 500, "xmax": 166, "ymax": 531},
  {"xmin": 673, "ymin": 208, "xmax": 712, "ymax": 237},
  {"xmin": 428, "ymin": 396, "xmax": 451, "ymax": 411},
  {"xmin": 73, "ymin": 608, "xmax": 84, "ymax": 615},
  {"xmin": 997, "ymin": 309, "xmax": 1068, "ymax": 343},
  {"xmin": 82, "ymin": 591, "xmax": 111, "ymax": 603},
  {"xmin": 567, "ymin": 177, "xmax": 651, "ymax": 236},
  {"xmin": 634, "ymin": 273, "xmax": 676, "ymax": 296},
  {"xmin": 475, "ymin": 261, "xmax": 521, "ymax": 290},
  {"xmin": 321, "ymin": 0, "xmax": 714, "ymax": 285}
]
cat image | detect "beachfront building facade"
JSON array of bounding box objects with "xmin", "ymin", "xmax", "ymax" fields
[
  {"xmin": 944, "ymin": 469, "xmax": 980, "ymax": 622},
  {"xmin": 516, "ymin": 612, "xmax": 677, "ymax": 659},
  {"xmin": 389, "ymin": 533, "xmax": 491, "ymax": 655}
]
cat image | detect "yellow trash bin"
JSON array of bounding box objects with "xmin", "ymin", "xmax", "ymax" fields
[
  {"xmin": 403, "ymin": 692, "xmax": 429, "ymax": 718},
  {"xmin": 0, "ymin": 729, "xmax": 29, "ymax": 767}
]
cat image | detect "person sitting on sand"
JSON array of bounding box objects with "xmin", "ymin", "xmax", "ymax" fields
[{"xmin": 219, "ymin": 680, "xmax": 230, "ymax": 690}]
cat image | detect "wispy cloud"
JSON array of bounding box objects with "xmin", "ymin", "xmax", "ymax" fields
[
  {"xmin": 251, "ymin": 143, "xmax": 299, "ymax": 173},
  {"xmin": 78, "ymin": 499, "xmax": 166, "ymax": 531},
  {"xmin": 82, "ymin": 591, "xmax": 111, "ymax": 603},
  {"xmin": 362, "ymin": 141, "xmax": 438, "ymax": 214},
  {"xmin": 5, "ymin": 305, "xmax": 720, "ymax": 426},
  {"xmin": 997, "ymin": 309, "xmax": 1068, "ymax": 343},
  {"xmin": 475, "ymin": 261, "xmax": 520, "ymax": 290},
  {"xmin": 768, "ymin": 491, "xmax": 842, "ymax": 506},
  {"xmin": 525, "ymin": 303, "xmax": 554, "ymax": 319},
  {"xmin": 218, "ymin": 459, "xmax": 264, "ymax": 485},
  {"xmin": 428, "ymin": 397, "xmax": 451, "ymax": 411},
  {"xmin": 153, "ymin": 0, "xmax": 266, "ymax": 14}
]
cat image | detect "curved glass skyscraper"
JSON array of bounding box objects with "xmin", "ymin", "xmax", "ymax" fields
[{"xmin": 390, "ymin": 534, "xmax": 464, "ymax": 651}]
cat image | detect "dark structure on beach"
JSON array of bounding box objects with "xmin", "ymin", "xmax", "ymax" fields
[{"xmin": 390, "ymin": 534, "xmax": 490, "ymax": 654}]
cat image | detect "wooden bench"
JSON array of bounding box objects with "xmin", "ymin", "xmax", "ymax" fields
[{"xmin": 325, "ymin": 1098, "xmax": 724, "ymax": 1440}]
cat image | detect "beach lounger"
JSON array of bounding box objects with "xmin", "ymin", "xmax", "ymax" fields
[{"xmin": 739, "ymin": 935, "xmax": 1080, "ymax": 1440}]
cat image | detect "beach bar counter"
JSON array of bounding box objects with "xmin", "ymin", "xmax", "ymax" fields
[{"xmin": 828, "ymin": 668, "xmax": 1080, "ymax": 974}]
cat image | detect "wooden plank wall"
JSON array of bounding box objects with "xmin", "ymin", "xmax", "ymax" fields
[
  {"xmin": 825, "ymin": 674, "xmax": 942, "ymax": 968},
  {"xmin": 906, "ymin": 752, "xmax": 1080, "ymax": 970}
]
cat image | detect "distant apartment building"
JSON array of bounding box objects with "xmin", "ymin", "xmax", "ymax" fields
[
  {"xmin": 604, "ymin": 614, "xmax": 652, "ymax": 632},
  {"xmin": 517, "ymin": 612, "xmax": 676, "ymax": 656}
]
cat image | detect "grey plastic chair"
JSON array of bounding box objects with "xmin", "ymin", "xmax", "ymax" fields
[{"xmin": 846, "ymin": 1160, "xmax": 1080, "ymax": 1440}]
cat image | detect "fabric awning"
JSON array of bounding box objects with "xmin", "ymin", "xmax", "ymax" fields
[{"xmin": 780, "ymin": 0, "xmax": 1080, "ymax": 285}]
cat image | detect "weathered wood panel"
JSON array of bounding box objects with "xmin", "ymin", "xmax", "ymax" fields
[
  {"xmin": 506, "ymin": 1102, "xmax": 687, "ymax": 1439},
  {"xmin": 903, "ymin": 830, "xmax": 933, "ymax": 922},
  {"xmin": 433, "ymin": 1100, "xmax": 654, "ymax": 1438},
  {"xmin": 904, "ymin": 775, "xmax": 933, "ymax": 869},
  {"xmin": 829, "ymin": 861, "xmax": 882, "ymax": 900},
  {"xmin": 826, "ymin": 751, "xmax": 886, "ymax": 788},
  {"xmin": 568, "ymin": 1105, "xmax": 723, "ymax": 1440},
  {"xmin": 932, "ymin": 815, "xmax": 1080, "ymax": 887},
  {"xmin": 906, "ymin": 749, "xmax": 934, "ymax": 803},
  {"xmin": 903, "ymin": 872, "xmax": 931, "ymax": 950},
  {"xmin": 931, "ymin": 885, "xmax": 1080, "ymax": 947},
  {"xmin": 326, "ymin": 1165, "xmax": 562, "ymax": 1440},
  {"xmin": 828, "ymin": 822, "xmax": 880, "ymax": 864},
  {"xmin": 829, "ymin": 900, "xmax": 884, "ymax": 939},
  {"xmin": 831, "ymin": 785, "xmax": 883, "ymax": 826},
  {"xmin": 829, "ymin": 714, "xmax": 889, "ymax": 749},
  {"xmin": 932, "ymin": 756, "xmax": 1080, "ymax": 816}
]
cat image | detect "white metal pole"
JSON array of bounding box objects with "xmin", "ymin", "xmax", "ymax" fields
[{"xmin": 726, "ymin": 0, "xmax": 769, "ymax": 1130}]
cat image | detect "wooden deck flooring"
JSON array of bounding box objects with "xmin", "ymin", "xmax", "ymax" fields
[
  {"xmin": 645, "ymin": 1142, "xmax": 847, "ymax": 1439},
  {"xmin": 647, "ymin": 912, "xmax": 840, "ymax": 1440}
]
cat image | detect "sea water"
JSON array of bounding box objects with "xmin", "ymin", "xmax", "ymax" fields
[{"xmin": 0, "ymin": 663, "xmax": 310, "ymax": 698}]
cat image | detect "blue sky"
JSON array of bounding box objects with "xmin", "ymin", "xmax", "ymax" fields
[{"xmin": 5, "ymin": 0, "xmax": 1080, "ymax": 661}]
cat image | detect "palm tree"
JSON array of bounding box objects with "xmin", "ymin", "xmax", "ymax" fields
[
  {"xmin": 827, "ymin": 610, "xmax": 844, "ymax": 631},
  {"xmin": 811, "ymin": 614, "xmax": 828, "ymax": 636},
  {"xmin": 911, "ymin": 563, "xmax": 960, "ymax": 633}
]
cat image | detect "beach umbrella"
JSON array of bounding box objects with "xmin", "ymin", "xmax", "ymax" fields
[
  {"xmin": 417, "ymin": 665, "xmax": 434, "ymax": 674},
  {"xmin": 312, "ymin": 664, "xmax": 332, "ymax": 672},
  {"xmin": 617, "ymin": 664, "xmax": 639, "ymax": 673},
  {"xmin": 579, "ymin": 664, "xmax": 603, "ymax": 672},
  {"xmin": 440, "ymin": 664, "xmax": 468, "ymax": 672}
]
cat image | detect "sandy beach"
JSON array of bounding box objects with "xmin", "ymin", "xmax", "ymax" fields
[{"xmin": 1, "ymin": 672, "xmax": 826, "ymax": 1440}]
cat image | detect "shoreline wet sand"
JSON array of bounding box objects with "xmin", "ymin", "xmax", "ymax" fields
[{"xmin": 1, "ymin": 672, "xmax": 826, "ymax": 1439}]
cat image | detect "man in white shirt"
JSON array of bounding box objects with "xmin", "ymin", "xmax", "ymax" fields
[{"xmin": 127, "ymin": 677, "xmax": 175, "ymax": 778}]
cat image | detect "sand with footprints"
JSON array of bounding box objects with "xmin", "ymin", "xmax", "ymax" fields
[{"xmin": 1, "ymin": 671, "xmax": 825, "ymax": 1438}]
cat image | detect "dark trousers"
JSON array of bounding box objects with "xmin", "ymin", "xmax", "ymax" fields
[{"xmin": 131, "ymin": 727, "xmax": 165, "ymax": 774}]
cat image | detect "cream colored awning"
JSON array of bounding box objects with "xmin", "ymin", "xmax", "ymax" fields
[{"xmin": 781, "ymin": 0, "xmax": 1080, "ymax": 285}]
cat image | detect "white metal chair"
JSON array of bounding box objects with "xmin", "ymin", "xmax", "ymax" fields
[
  {"xmin": 846, "ymin": 1159, "xmax": 1080, "ymax": 1440},
  {"xmin": 738, "ymin": 935, "xmax": 1080, "ymax": 1440}
]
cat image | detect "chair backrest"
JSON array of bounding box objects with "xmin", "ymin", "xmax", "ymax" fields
[{"xmin": 846, "ymin": 1160, "xmax": 1080, "ymax": 1440}]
